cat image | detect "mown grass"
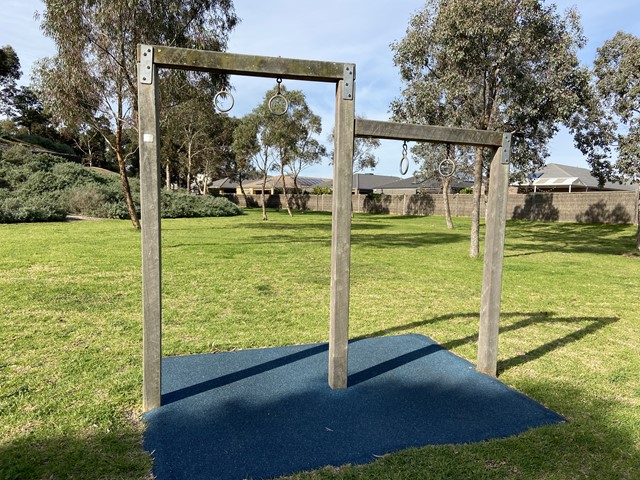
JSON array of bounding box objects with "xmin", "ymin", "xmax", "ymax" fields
[{"xmin": 1, "ymin": 210, "xmax": 638, "ymax": 479}]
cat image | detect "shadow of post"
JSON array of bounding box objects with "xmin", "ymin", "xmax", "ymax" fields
[{"xmin": 355, "ymin": 311, "xmax": 619, "ymax": 375}]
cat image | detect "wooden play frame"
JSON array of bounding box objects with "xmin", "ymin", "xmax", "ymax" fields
[{"xmin": 137, "ymin": 45, "xmax": 511, "ymax": 412}]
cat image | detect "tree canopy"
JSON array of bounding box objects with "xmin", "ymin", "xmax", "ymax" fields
[
  {"xmin": 391, "ymin": 0, "xmax": 596, "ymax": 256},
  {"xmin": 232, "ymin": 85, "xmax": 324, "ymax": 220},
  {"xmin": 36, "ymin": 0, "xmax": 239, "ymax": 228},
  {"xmin": 593, "ymin": 31, "xmax": 640, "ymax": 250},
  {"xmin": 594, "ymin": 32, "xmax": 640, "ymax": 185},
  {"xmin": 0, "ymin": 45, "xmax": 21, "ymax": 114}
]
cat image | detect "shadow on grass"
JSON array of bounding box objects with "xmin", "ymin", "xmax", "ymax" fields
[
  {"xmin": 356, "ymin": 311, "xmax": 618, "ymax": 375},
  {"xmin": 0, "ymin": 427, "xmax": 150, "ymax": 480},
  {"xmin": 351, "ymin": 231, "xmax": 467, "ymax": 249},
  {"xmin": 506, "ymin": 221, "xmax": 636, "ymax": 256}
]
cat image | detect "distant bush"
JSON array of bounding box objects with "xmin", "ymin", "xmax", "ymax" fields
[
  {"xmin": 161, "ymin": 190, "xmax": 243, "ymax": 218},
  {"xmin": 0, "ymin": 146, "xmax": 242, "ymax": 223},
  {"xmin": 311, "ymin": 186, "xmax": 332, "ymax": 195},
  {"xmin": 15, "ymin": 133, "xmax": 77, "ymax": 156},
  {"xmin": 458, "ymin": 187, "xmax": 473, "ymax": 194},
  {"xmin": 0, "ymin": 193, "xmax": 67, "ymax": 223}
]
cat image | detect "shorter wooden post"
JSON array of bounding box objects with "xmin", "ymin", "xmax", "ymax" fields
[
  {"xmin": 329, "ymin": 78, "xmax": 355, "ymax": 389},
  {"xmin": 477, "ymin": 133, "xmax": 511, "ymax": 376}
]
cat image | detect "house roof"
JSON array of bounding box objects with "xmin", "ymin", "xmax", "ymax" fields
[
  {"xmin": 375, "ymin": 176, "xmax": 473, "ymax": 191},
  {"xmin": 320, "ymin": 173, "xmax": 402, "ymax": 190},
  {"xmin": 242, "ymin": 175, "xmax": 330, "ymax": 190},
  {"xmin": 210, "ymin": 177, "xmax": 240, "ymax": 189},
  {"xmin": 524, "ymin": 163, "xmax": 636, "ymax": 191}
]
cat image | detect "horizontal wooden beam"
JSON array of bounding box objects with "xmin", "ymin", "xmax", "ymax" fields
[
  {"xmin": 354, "ymin": 119, "xmax": 504, "ymax": 147},
  {"xmin": 147, "ymin": 45, "xmax": 350, "ymax": 83}
]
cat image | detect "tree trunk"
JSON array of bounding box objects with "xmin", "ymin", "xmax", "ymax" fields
[
  {"xmin": 280, "ymin": 163, "xmax": 293, "ymax": 217},
  {"xmin": 261, "ymin": 169, "xmax": 268, "ymax": 221},
  {"xmin": 238, "ymin": 177, "xmax": 249, "ymax": 206},
  {"xmin": 442, "ymin": 176, "xmax": 454, "ymax": 229},
  {"xmin": 112, "ymin": 93, "xmax": 139, "ymax": 230},
  {"xmin": 293, "ymin": 173, "xmax": 303, "ymax": 211},
  {"xmin": 165, "ymin": 163, "xmax": 171, "ymax": 190},
  {"xmin": 470, "ymin": 147, "xmax": 484, "ymax": 257},
  {"xmin": 115, "ymin": 128, "xmax": 140, "ymax": 229},
  {"xmin": 636, "ymin": 188, "xmax": 640, "ymax": 251}
]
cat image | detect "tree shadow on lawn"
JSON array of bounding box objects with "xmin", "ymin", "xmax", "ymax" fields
[
  {"xmin": 351, "ymin": 231, "xmax": 467, "ymax": 249},
  {"xmin": 356, "ymin": 311, "xmax": 619, "ymax": 376},
  {"xmin": 0, "ymin": 427, "xmax": 151, "ymax": 480},
  {"xmin": 505, "ymin": 221, "xmax": 636, "ymax": 257},
  {"xmin": 164, "ymin": 229, "xmax": 465, "ymax": 251}
]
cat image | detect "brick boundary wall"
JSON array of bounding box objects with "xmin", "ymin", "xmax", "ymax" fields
[{"xmin": 224, "ymin": 190, "xmax": 639, "ymax": 226}]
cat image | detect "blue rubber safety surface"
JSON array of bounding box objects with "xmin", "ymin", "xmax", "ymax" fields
[{"xmin": 143, "ymin": 334, "xmax": 565, "ymax": 480}]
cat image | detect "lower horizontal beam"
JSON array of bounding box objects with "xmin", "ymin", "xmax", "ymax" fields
[{"xmin": 354, "ymin": 119, "xmax": 504, "ymax": 147}]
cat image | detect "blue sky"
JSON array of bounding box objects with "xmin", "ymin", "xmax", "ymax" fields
[{"xmin": 2, "ymin": 0, "xmax": 639, "ymax": 178}]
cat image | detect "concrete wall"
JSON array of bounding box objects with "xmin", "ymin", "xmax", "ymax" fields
[{"xmin": 225, "ymin": 190, "xmax": 639, "ymax": 225}]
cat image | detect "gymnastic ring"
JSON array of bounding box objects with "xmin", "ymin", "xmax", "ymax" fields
[
  {"xmin": 268, "ymin": 93, "xmax": 289, "ymax": 116},
  {"xmin": 400, "ymin": 156, "xmax": 409, "ymax": 176},
  {"xmin": 438, "ymin": 158, "xmax": 456, "ymax": 177},
  {"xmin": 214, "ymin": 90, "xmax": 234, "ymax": 113}
]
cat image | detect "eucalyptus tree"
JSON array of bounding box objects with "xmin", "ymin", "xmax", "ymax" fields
[
  {"xmin": 593, "ymin": 31, "xmax": 640, "ymax": 250},
  {"xmin": 8, "ymin": 87, "xmax": 51, "ymax": 136},
  {"xmin": 411, "ymin": 142, "xmax": 475, "ymax": 229},
  {"xmin": 232, "ymin": 86, "xmax": 324, "ymax": 220},
  {"xmin": 36, "ymin": 0, "xmax": 238, "ymax": 228},
  {"xmin": 162, "ymin": 93, "xmax": 218, "ymax": 192},
  {"xmin": 391, "ymin": 0, "xmax": 598, "ymax": 256},
  {"xmin": 328, "ymin": 116, "xmax": 381, "ymax": 173},
  {"xmin": 0, "ymin": 45, "xmax": 21, "ymax": 113}
]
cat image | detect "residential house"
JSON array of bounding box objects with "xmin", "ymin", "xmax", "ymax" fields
[
  {"xmin": 515, "ymin": 163, "xmax": 636, "ymax": 193},
  {"xmin": 319, "ymin": 173, "xmax": 401, "ymax": 195},
  {"xmin": 240, "ymin": 175, "xmax": 330, "ymax": 195},
  {"xmin": 373, "ymin": 176, "xmax": 473, "ymax": 195}
]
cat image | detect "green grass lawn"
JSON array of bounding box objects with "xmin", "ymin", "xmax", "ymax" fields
[{"xmin": 1, "ymin": 210, "xmax": 639, "ymax": 479}]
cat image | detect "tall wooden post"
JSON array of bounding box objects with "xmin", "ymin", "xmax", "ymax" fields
[
  {"xmin": 477, "ymin": 133, "xmax": 512, "ymax": 376},
  {"xmin": 329, "ymin": 73, "xmax": 355, "ymax": 389},
  {"xmin": 138, "ymin": 46, "xmax": 163, "ymax": 411}
]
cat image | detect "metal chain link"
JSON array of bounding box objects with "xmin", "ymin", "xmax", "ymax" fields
[{"xmin": 399, "ymin": 140, "xmax": 409, "ymax": 175}]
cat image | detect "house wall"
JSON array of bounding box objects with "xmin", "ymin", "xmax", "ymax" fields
[{"xmin": 224, "ymin": 190, "xmax": 639, "ymax": 225}]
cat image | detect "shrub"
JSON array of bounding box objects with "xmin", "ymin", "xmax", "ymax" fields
[
  {"xmin": 160, "ymin": 191, "xmax": 242, "ymax": 218},
  {"xmin": 65, "ymin": 186, "xmax": 107, "ymax": 217},
  {"xmin": 0, "ymin": 193, "xmax": 66, "ymax": 223},
  {"xmin": 0, "ymin": 146, "xmax": 242, "ymax": 223},
  {"xmin": 15, "ymin": 133, "xmax": 76, "ymax": 156},
  {"xmin": 312, "ymin": 186, "xmax": 332, "ymax": 195}
]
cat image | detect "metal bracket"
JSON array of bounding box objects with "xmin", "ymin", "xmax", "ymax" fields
[
  {"xmin": 140, "ymin": 45, "xmax": 154, "ymax": 85},
  {"xmin": 342, "ymin": 64, "xmax": 355, "ymax": 100},
  {"xmin": 501, "ymin": 132, "xmax": 512, "ymax": 165}
]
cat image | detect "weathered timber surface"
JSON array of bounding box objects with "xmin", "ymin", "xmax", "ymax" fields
[
  {"xmin": 355, "ymin": 119, "xmax": 504, "ymax": 147},
  {"xmin": 149, "ymin": 45, "xmax": 351, "ymax": 82}
]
